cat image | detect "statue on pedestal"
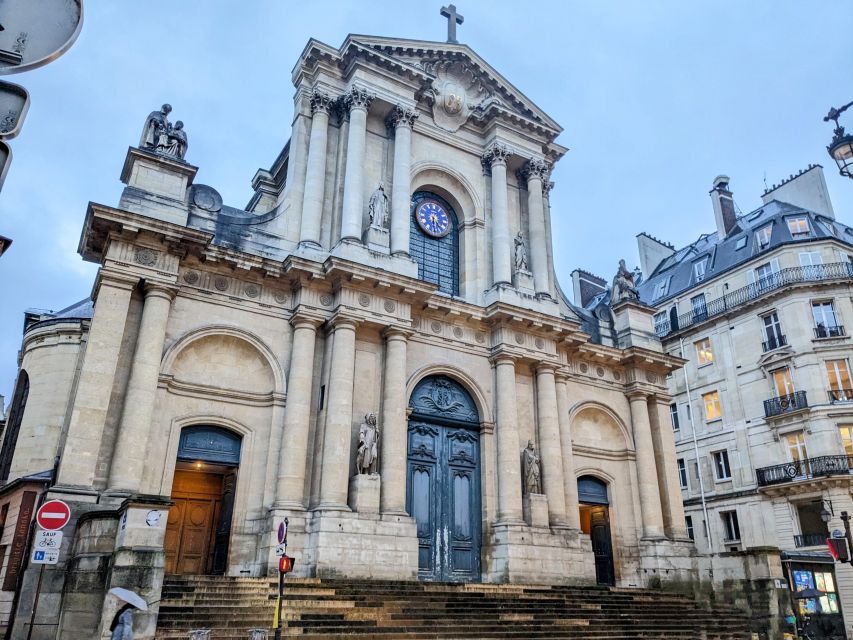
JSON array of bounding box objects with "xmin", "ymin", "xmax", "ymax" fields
[
  {"xmin": 611, "ymin": 258, "xmax": 640, "ymax": 304},
  {"xmin": 514, "ymin": 231, "xmax": 528, "ymax": 272},
  {"xmin": 139, "ymin": 103, "xmax": 189, "ymax": 161},
  {"xmin": 356, "ymin": 412, "xmax": 380, "ymax": 475},
  {"xmin": 368, "ymin": 183, "xmax": 389, "ymax": 229},
  {"xmin": 162, "ymin": 121, "xmax": 188, "ymax": 160},
  {"xmin": 522, "ymin": 439, "xmax": 541, "ymax": 495}
]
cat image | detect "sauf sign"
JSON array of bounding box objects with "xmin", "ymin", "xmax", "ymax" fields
[{"xmin": 31, "ymin": 500, "xmax": 71, "ymax": 565}]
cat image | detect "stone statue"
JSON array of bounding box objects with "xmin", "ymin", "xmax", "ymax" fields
[
  {"xmin": 611, "ymin": 258, "xmax": 640, "ymax": 304},
  {"xmin": 368, "ymin": 183, "xmax": 389, "ymax": 229},
  {"xmin": 522, "ymin": 440, "xmax": 541, "ymax": 495},
  {"xmin": 356, "ymin": 412, "xmax": 379, "ymax": 475},
  {"xmin": 514, "ymin": 231, "xmax": 528, "ymax": 271},
  {"xmin": 161, "ymin": 121, "xmax": 188, "ymax": 160},
  {"xmin": 140, "ymin": 103, "xmax": 172, "ymax": 151}
]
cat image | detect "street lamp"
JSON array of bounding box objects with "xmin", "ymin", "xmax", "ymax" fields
[{"xmin": 824, "ymin": 101, "xmax": 853, "ymax": 180}]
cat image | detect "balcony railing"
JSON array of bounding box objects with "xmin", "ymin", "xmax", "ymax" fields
[
  {"xmin": 654, "ymin": 262, "xmax": 853, "ymax": 338},
  {"xmin": 756, "ymin": 454, "xmax": 853, "ymax": 487},
  {"xmin": 763, "ymin": 390, "xmax": 808, "ymax": 418},
  {"xmin": 762, "ymin": 334, "xmax": 787, "ymax": 352},
  {"xmin": 829, "ymin": 389, "xmax": 853, "ymax": 403},
  {"xmin": 794, "ymin": 533, "xmax": 829, "ymax": 548},
  {"xmin": 815, "ymin": 324, "xmax": 846, "ymax": 339}
]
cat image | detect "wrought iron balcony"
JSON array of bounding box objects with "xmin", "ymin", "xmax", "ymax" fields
[
  {"xmin": 829, "ymin": 389, "xmax": 853, "ymax": 403},
  {"xmin": 761, "ymin": 334, "xmax": 787, "ymax": 352},
  {"xmin": 815, "ymin": 324, "xmax": 846, "ymax": 339},
  {"xmin": 654, "ymin": 262, "xmax": 853, "ymax": 338},
  {"xmin": 794, "ymin": 533, "xmax": 829, "ymax": 548},
  {"xmin": 763, "ymin": 390, "xmax": 808, "ymax": 418},
  {"xmin": 756, "ymin": 454, "xmax": 853, "ymax": 487}
]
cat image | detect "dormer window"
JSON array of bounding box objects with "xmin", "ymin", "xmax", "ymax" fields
[
  {"xmin": 787, "ymin": 216, "xmax": 810, "ymax": 239},
  {"xmin": 755, "ymin": 224, "xmax": 772, "ymax": 250},
  {"xmin": 652, "ymin": 278, "xmax": 669, "ymax": 301},
  {"xmin": 693, "ymin": 258, "xmax": 708, "ymax": 282},
  {"xmin": 735, "ymin": 236, "xmax": 747, "ymax": 250}
]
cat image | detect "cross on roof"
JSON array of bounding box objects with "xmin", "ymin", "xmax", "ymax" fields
[{"xmin": 440, "ymin": 4, "xmax": 464, "ymax": 44}]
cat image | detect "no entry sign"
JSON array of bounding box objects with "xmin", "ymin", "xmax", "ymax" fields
[{"xmin": 36, "ymin": 500, "xmax": 70, "ymax": 531}]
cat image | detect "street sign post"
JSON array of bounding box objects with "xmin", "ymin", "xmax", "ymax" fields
[
  {"xmin": 273, "ymin": 517, "xmax": 289, "ymax": 640},
  {"xmin": 31, "ymin": 530, "xmax": 62, "ymax": 565},
  {"xmin": 36, "ymin": 500, "xmax": 70, "ymax": 531}
]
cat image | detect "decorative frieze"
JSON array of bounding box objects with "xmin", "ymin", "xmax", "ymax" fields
[{"xmin": 177, "ymin": 267, "xmax": 290, "ymax": 307}]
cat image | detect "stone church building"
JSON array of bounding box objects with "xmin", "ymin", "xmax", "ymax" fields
[{"xmin": 1, "ymin": 31, "xmax": 696, "ymax": 639}]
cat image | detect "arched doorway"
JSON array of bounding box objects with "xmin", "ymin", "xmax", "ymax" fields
[
  {"xmin": 578, "ymin": 475, "xmax": 615, "ymax": 586},
  {"xmin": 165, "ymin": 426, "xmax": 241, "ymax": 575},
  {"xmin": 407, "ymin": 375, "xmax": 480, "ymax": 582}
]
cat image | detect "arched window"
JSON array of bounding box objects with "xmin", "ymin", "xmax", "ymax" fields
[
  {"xmin": 0, "ymin": 372, "xmax": 29, "ymax": 484},
  {"xmin": 409, "ymin": 191, "xmax": 460, "ymax": 296},
  {"xmin": 577, "ymin": 475, "xmax": 609, "ymax": 505}
]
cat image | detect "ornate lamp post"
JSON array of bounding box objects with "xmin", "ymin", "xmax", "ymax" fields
[{"xmin": 825, "ymin": 101, "xmax": 853, "ymax": 180}]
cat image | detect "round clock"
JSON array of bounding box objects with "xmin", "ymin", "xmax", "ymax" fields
[{"xmin": 415, "ymin": 199, "xmax": 452, "ymax": 238}]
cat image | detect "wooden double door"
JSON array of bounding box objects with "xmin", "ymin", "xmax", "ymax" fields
[{"xmin": 165, "ymin": 468, "xmax": 236, "ymax": 575}]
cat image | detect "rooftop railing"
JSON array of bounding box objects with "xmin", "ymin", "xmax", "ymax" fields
[
  {"xmin": 756, "ymin": 454, "xmax": 853, "ymax": 487},
  {"xmin": 654, "ymin": 262, "xmax": 853, "ymax": 338}
]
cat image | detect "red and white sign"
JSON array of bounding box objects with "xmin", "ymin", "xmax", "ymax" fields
[{"xmin": 36, "ymin": 500, "xmax": 70, "ymax": 531}]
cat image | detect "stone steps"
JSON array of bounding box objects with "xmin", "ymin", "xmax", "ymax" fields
[{"xmin": 154, "ymin": 576, "xmax": 751, "ymax": 639}]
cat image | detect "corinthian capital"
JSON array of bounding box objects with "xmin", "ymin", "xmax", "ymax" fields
[
  {"xmin": 388, "ymin": 104, "xmax": 419, "ymax": 130},
  {"xmin": 343, "ymin": 85, "xmax": 375, "ymax": 112},
  {"xmin": 521, "ymin": 158, "xmax": 550, "ymax": 183},
  {"xmin": 481, "ymin": 142, "xmax": 511, "ymax": 169},
  {"xmin": 310, "ymin": 90, "xmax": 333, "ymax": 115},
  {"xmin": 543, "ymin": 180, "xmax": 555, "ymax": 197}
]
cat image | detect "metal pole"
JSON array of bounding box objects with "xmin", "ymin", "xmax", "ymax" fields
[
  {"xmin": 273, "ymin": 517, "xmax": 288, "ymax": 640},
  {"xmin": 24, "ymin": 565, "xmax": 44, "ymax": 640},
  {"xmin": 680, "ymin": 337, "xmax": 713, "ymax": 550}
]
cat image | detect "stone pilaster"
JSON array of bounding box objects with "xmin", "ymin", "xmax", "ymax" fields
[
  {"xmin": 340, "ymin": 86, "xmax": 375, "ymax": 243},
  {"xmin": 492, "ymin": 354, "xmax": 523, "ymax": 523},
  {"xmin": 522, "ymin": 159, "xmax": 550, "ymax": 296},
  {"xmin": 388, "ymin": 105, "xmax": 418, "ymax": 257},
  {"xmin": 108, "ymin": 283, "xmax": 176, "ymax": 494},
  {"xmin": 274, "ymin": 312, "xmax": 322, "ymax": 509},
  {"xmin": 281, "ymin": 95, "xmax": 312, "ymax": 242},
  {"xmin": 299, "ymin": 90, "xmax": 332, "ymax": 248},
  {"xmin": 628, "ymin": 392, "xmax": 665, "ymax": 538},
  {"xmin": 57, "ymin": 272, "xmax": 138, "ymax": 489},
  {"xmin": 380, "ymin": 328, "xmax": 409, "ymax": 514},
  {"xmin": 648, "ymin": 396, "xmax": 689, "ymax": 539},
  {"xmin": 483, "ymin": 143, "xmax": 512, "ymax": 287},
  {"xmin": 316, "ymin": 315, "xmax": 359, "ymax": 510},
  {"xmin": 555, "ymin": 372, "xmax": 581, "ymax": 529},
  {"xmin": 534, "ymin": 364, "xmax": 567, "ymax": 526}
]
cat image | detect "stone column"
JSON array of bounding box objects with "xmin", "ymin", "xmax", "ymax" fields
[
  {"xmin": 340, "ymin": 86, "xmax": 375, "ymax": 243},
  {"xmin": 483, "ymin": 143, "xmax": 512, "ymax": 287},
  {"xmin": 380, "ymin": 328, "xmax": 409, "ymax": 514},
  {"xmin": 522, "ymin": 159, "xmax": 550, "ymax": 295},
  {"xmin": 57, "ymin": 273, "xmax": 138, "ymax": 488},
  {"xmin": 299, "ymin": 90, "xmax": 333, "ymax": 248},
  {"xmin": 628, "ymin": 392, "xmax": 665, "ymax": 538},
  {"xmin": 274, "ymin": 313, "xmax": 322, "ymax": 509},
  {"xmin": 534, "ymin": 364, "xmax": 567, "ymax": 526},
  {"xmin": 555, "ymin": 373, "xmax": 581, "ymax": 529},
  {"xmin": 282, "ymin": 99, "xmax": 312, "ymax": 243},
  {"xmin": 108, "ymin": 283, "xmax": 176, "ymax": 493},
  {"xmin": 649, "ymin": 396, "xmax": 689, "ymax": 538},
  {"xmin": 388, "ymin": 106, "xmax": 418, "ymax": 256},
  {"xmin": 492, "ymin": 355, "xmax": 523, "ymax": 523},
  {"xmin": 317, "ymin": 315, "xmax": 358, "ymax": 510}
]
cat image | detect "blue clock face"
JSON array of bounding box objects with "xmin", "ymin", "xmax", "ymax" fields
[{"xmin": 416, "ymin": 200, "xmax": 452, "ymax": 238}]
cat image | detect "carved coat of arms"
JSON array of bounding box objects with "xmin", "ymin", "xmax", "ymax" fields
[{"xmin": 421, "ymin": 60, "xmax": 490, "ymax": 132}]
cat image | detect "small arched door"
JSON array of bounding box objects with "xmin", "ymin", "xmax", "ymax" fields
[
  {"xmin": 406, "ymin": 375, "xmax": 481, "ymax": 582},
  {"xmin": 578, "ymin": 475, "xmax": 615, "ymax": 586}
]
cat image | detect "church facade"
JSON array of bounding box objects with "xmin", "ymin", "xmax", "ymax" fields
[{"xmin": 1, "ymin": 33, "xmax": 694, "ymax": 639}]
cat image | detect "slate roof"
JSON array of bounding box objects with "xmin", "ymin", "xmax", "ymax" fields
[{"xmin": 637, "ymin": 199, "xmax": 853, "ymax": 307}]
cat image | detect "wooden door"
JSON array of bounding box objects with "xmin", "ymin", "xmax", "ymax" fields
[
  {"xmin": 165, "ymin": 470, "xmax": 223, "ymax": 575},
  {"xmin": 590, "ymin": 506, "xmax": 615, "ymax": 586}
]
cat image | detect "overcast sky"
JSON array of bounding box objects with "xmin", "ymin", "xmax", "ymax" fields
[{"xmin": 0, "ymin": 1, "xmax": 851, "ymax": 400}]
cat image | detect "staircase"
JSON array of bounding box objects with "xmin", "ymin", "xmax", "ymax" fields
[{"xmin": 155, "ymin": 576, "xmax": 752, "ymax": 639}]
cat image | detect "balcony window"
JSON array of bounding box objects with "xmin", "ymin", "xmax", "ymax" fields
[
  {"xmin": 669, "ymin": 403, "xmax": 679, "ymax": 430},
  {"xmin": 721, "ymin": 510, "xmax": 740, "ymax": 541},
  {"xmin": 839, "ymin": 425, "xmax": 853, "ymax": 456},
  {"xmin": 691, "ymin": 294, "xmax": 707, "ymax": 321},
  {"xmin": 772, "ymin": 368, "xmax": 795, "ymax": 398},
  {"xmin": 755, "ymin": 224, "xmax": 772, "ymax": 250},
  {"xmin": 713, "ymin": 450, "xmax": 731, "ymax": 480},
  {"xmin": 784, "ymin": 432, "xmax": 809, "ymax": 474},
  {"xmin": 795, "ymin": 502, "xmax": 829, "ymax": 548},
  {"xmin": 761, "ymin": 312, "xmax": 785, "ymax": 351},
  {"xmin": 677, "ymin": 458, "xmax": 688, "ymax": 489},
  {"xmin": 813, "ymin": 300, "xmax": 841, "ymax": 338},
  {"xmin": 787, "ymin": 216, "xmax": 810, "ymax": 239},
  {"xmin": 826, "ymin": 360, "xmax": 853, "ymax": 402},
  {"xmin": 693, "ymin": 258, "xmax": 708, "ymax": 282},
  {"xmin": 703, "ymin": 391, "xmax": 722, "ymax": 422},
  {"xmin": 694, "ymin": 337, "xmax": 713, "ymax": 366},
  {"xmin": 685, "ymin": 516, "xmax": 694, "ymax": 541},
  {"xmin": 752, "ymin": 260, "xmax": 780, "ymax": 291}
]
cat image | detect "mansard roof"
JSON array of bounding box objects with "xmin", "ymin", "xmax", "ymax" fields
[{"xmin": 637, "ymin": 199, "xmax": 853, "ymax": 307}]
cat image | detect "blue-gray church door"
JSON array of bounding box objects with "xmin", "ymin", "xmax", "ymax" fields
[{"xmin": 406, "ymin": 376, "xmax": 481, "ymax": 582}]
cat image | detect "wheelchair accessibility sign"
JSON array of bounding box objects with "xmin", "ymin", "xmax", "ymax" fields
[{"xmin": 31, "ymin": 530, "xmax": 62, "ymax": 564}]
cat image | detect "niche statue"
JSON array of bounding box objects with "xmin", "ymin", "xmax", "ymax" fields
[
  {"xmin": 356, "ymin": 412, "xmax": 380, "ymax": 475},
  {"xmin": 522, "ymin": 440, "xmax": 541, "ymax": 495}
]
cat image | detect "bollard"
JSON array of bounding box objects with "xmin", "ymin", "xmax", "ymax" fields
[
  {"xmin": 248, "ymin": 630, "xmax": 268, "ymax": 639},
  {"xmin": 188, "ymin": 631, "xmax": 211, "ymax": 640}
]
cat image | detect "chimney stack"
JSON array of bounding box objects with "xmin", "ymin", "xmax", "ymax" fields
[{"xmin": 710, "ymin": 175, "xmax": 737, "ymax": 238}]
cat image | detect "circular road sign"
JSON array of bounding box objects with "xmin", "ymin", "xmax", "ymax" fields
[{"xmin": 36, "ymin": 499, "xmax": 70, "ymax": 531}]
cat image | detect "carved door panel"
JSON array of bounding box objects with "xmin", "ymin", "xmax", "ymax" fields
[
  {"xmin": 211, "ymin": 470, "xmax": 236, "ymax": 574},
  {"xmin": 177, "ymin": 499, "xmax": 216, "ymax": 574},
  {"xmin": 166, "ymin": 469, "xmax": 223, "ymax": 575},
  {"xmin": 590, "ymin": 507, "xmax": 615, "ymax": 586}
]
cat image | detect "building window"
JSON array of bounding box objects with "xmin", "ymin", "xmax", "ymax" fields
[
  {"xmin": 693, "ymin": 258, "xmax": 708, "ymax": 282},
  {"xmin": 761, "ymin": 311, "xmax": 785, "ymax": 350},
  {"xmin": 839, "ymin": 425, "xmax": 853, "ymax": 456},
  {"xmin": 703, "ymin": 391, "xmax": 722, "ymax": 422},
  {"xmin": 721, "ymin": 509, "xmax": 741, "ymax": 541},
  {"xmin": 677, "ymin": 458, "xmax": 688, "ymax": 489},
  {"xmin": 670, "ymin": 403, "xmax": 679, "ymax": 430},
  {"xmin": 826, "ymin": 360, "xmax": 853, "ymax": 402},
  {"xmin": 694, "ymin": 337, "xmax": 713, "ymax": 366},
  {"xmin": 784, "ymin": 431, "xmax": 809, "ymax": 468},
  {"xmin": 409, "ymin": 191, "xmax": 460, "ymax": 296},
  {"xmin": 691, "ymin": 294, "xmax": 707, "ymax": 321},
  {"xmin": 755, "ymin": 224, "xmax": 772, "ymax": 249},
  {"xmin": 812, "ymin": 300, "xmax": 840, "ymax": 337},
  {"xmin": 735, "ymin": 236, "xmax": 747, "ymax": 250},
  {"xmin": 684, "ymin": 402, "xmax": 691, "ymax": 421},
  {"xmin": 713, "ymin": 450, "xmax": 731, "ymax": 480},
  {"xmin": 787, "ymin": 216, "xmax": 810, "ymax": 238},
  {"xmin": 652, "ymin": 278, "xmax": 669, "ymax": 301},
  {"xmin": 772, "ymin": 367, "xmax": 795, "ymax": 398},
  {"xmin": 754, "ymin": 260, "xmax": 780, "ymax": 290},
  {"xmin": 685, "ymin": 515, "xmax": 694, "ymax": 541},
  {"xmin": 796, "ymin": 501, "xmax": 829, "ymax": 544},
  {"xmin": 654, "ymin": 311, "xmax": 667, "ymax": 333}
]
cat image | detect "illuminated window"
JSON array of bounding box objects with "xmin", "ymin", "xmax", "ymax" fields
[
  {"xmin": 787, "ymin": 216, "xmax": 810, "ymax": 238},
  {"xmin": 703, "ymin": 391, "xmax": 722, "ymax": 421},
  {"xmin": 694, "ymin": 337, "xmax": 713, "ymax": 366},
  {"xmin": 826, "ymin": 360, "xmax": 852, "ymax": 400},
  {"xmin": 838, "ymin": 425, "xmax": 853, "ymax": 456}
]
